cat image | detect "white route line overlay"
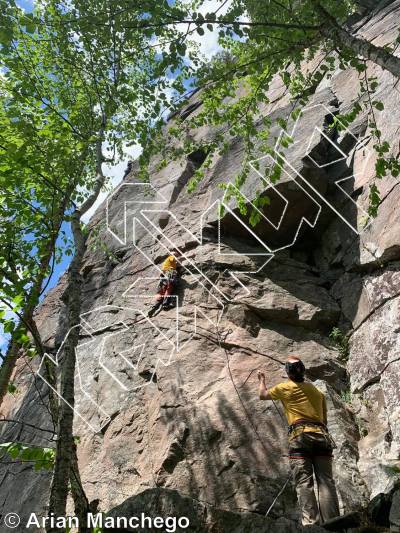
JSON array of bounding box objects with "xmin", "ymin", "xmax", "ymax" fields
[
  {"xmin": 250, "ymin": 102, "xmax": 373, "ymax": 236},
  {"xmin": 37, "ymin": 102, "xmax": 375, "ymax": 431},
  {"xmin": 37, "ymin": 305, "xmax": 179, "ymax": 432}
]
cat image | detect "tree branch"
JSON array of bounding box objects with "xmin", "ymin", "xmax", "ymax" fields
[
  {"xmin": 79, "ymin": 113, "xmax": 107, "ymax": 216},
  {"xmin": 316, "ymin": 2, "xmax": 400, "ymax": 79}
]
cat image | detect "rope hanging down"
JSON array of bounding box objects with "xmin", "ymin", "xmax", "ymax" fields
[
  {"xmin": 214, "ymin": 318, "xmax": 291, "ymax": 517},
  {"xmin": 265, "ymin": 475, "xmax": 291, "ymax": 518},
  {"xmin": 215, "ymin": 323, "xmax": 286, "ymax": 426}
]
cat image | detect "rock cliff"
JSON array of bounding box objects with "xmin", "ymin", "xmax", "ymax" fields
[{"xmin": 1, "ymin": 2, "xmax": 400, "ymax": 531}]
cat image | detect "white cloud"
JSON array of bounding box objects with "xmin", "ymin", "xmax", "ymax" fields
[
  {"xmin": 189, "ymin": 0, "xmax": 233, "ymax": 59},
  {"xmin": 81, "ymin": 143, "xmax": 142, "ymax": 224}
]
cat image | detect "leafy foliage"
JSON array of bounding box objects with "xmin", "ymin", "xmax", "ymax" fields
[
  {"xmin": 88, "ymin": 222, "xmax": 120, "ymax": 263},
  {"xmin": 0, "ymin": 0, "xmax": 204, "ymax": 385},
  {"xmin": 7, "ymin": 381, "xmax": 17, "ymax": 394},
  {"xmin": 0, "ymin": 441, "xmax": 55, "ymax": 470},
  {"xmin": 0, "ymin": 4, "xmax": 208, "ymax": 509},
  {"xmin": 0, "ymin": 0, "xmax": 399, "ymax": 511},
  {"xmin": 340, "ymin": 389, "xmax": 352, "ymax": 404},
  {"xmin": 151, "ymin": 0, "xmax": 400, "ymax": 223},
  {"xmin": 383, "ymin": 463, "xmax": 400, "ymax": 478},
  {"xmin": 329, "ymin": 327, "xmax": 350, "ymax": 362}
]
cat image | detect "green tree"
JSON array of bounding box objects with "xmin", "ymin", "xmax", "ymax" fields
[
  {"xmin": 0, "ymin": 77, "xmax": 79, "ymax": 407},
  {"xmin": 0, "ymin": 0, "xmax": 203, "ymax": 530},
  {"xmin": 2, "ymin": 0, "xmax": 398, "ymax": 528},
  {"xmin": 154, "ymin": 0, "xmax": 400, "ymax": 216}
]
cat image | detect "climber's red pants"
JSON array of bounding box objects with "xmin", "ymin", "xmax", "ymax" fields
[
  {"xmin": 155, "ymin": 282, "xmax": 174, "ymax": 300},
  {"xmin": 163, "ymin": 281, "xmax": 174, "ymax": 297},
  {"xmin": 155, "ymin": 271, "xmax": 178, "ymax": 306},
  {"xmin": 289, "ymin": 432, "xmax": 340, "ymax": 525}
]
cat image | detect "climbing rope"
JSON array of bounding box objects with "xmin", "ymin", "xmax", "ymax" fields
[
  {"xmin": 265, "ymin": 474, "xmax": 291, "ymax": 517},
  {"xmin": 215, "ymin": 322, "xmax": 286, "ymax": 424},
  {"xmin": 143, "ymin": 302, "xmax": 293, "ymax": 517},
  {"xmin": 213, "ymin": 315, "xmax": 341, "ymax": 524},
  {"xmin": 214, "ymin": 317, "xmax": 292, "ymax": 518},
  {"xmin": 239, "ymin": 368, "xmax": 258, "ymax": 388},
  {"xmin": 215, "ymin": 323, "xmax": 272, "ymax": 457}
]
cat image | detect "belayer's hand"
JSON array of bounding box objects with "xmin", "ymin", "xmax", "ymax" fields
[{"xmin": 257, "ymin": 371, "xmax": 266, "ymax": 383}]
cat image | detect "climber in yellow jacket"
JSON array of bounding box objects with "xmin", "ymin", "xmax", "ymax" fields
[
  {"xmin": 148, "ymin": 249, "xmax": 182, "ymax": 317},
  {"xmin": 161, "ymin": 254, "xmax": 178, "ymax": 272},
  {"xmin": 258, "ymin": 356, "xmax": 340, "ymax": 527}
]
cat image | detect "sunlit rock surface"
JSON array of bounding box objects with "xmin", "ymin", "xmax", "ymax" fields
[{"xmin": 1, "ymin": 2, "xmax": 400, "ymax": 530}]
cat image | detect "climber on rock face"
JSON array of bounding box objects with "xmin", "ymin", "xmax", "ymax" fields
[
  {"xmin": 148, "ymin": 248, "xmax": 182, "ymax": 317},
  {"xmin": 257, "ymin": 356, "xmax": 340, "ymax": 527}
]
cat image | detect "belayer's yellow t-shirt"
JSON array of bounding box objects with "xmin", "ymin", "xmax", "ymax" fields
[
  {"xmin": 161, "ymin": 255, "xmax": 177, "ymax": 272},
  {"xmin": 268, "ymin": 380, "xmax": 327, "ymax": 440}
]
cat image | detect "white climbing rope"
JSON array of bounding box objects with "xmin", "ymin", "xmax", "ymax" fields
[
  {"xmin": 265, "ymin": 475, "xmax": 292, "ymax": 517},
  {"xmin": 214, "ymin": 317, "xmax": 292, "ymax": 518}
]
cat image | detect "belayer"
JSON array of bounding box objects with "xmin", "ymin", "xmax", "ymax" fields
[
  {"xmin": 148, "ymin": 249, "xmax": 182, "ymax": 317},
  {"xmin": 258, "ymin": 356, "xmax": 340, "ymax": 527}
]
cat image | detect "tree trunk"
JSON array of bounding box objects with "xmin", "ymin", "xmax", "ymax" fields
[
  {"xmin": 355, "ymin": 0, "xmax": 395, "ymax": 11},
  {"xmin": 354, "ymin": 0, "xmax": 380, "ymax": 10},
  {"xmin": 70, "ymin": 442, "xmax": 91, "ymax": 533},
  {"xmin": 47, "ymin": 117, "xmax": 107, "ymax": 533},
  {"xmin": 317, "ymin": 3, "xmax": 400, "ymax": 80},
  {"xmin": 0, "ymin": 291, "xmax": 49, "ymax": 407},
  {"xmin": 0, "ymin": 337, "xmax": 23, "ymax": 407},
  {"xmin": 47, "ymin": 213, "xmax": 86, "ymax": 533},
  {"xmin": 0, "ymin": 288, "xmax": 46, "ymax": 407},
  {"xmin": 0, "ymin": 184, "xmax": 76, "ymax": 407}
]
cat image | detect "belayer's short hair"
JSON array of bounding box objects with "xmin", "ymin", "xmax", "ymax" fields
[{"xmin": 285, "ymin": 358, "xmax": 305, "ymax": 382}]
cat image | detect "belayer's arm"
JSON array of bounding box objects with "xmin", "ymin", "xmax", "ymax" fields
[{"xmin": 258, "ymin": 371, "xmax": 272, "ymax": 400}]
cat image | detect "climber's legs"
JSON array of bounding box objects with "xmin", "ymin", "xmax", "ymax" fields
[
  {"xmin": 148, "ymin": 298, "xmax": 162, "ymax": 317},
  {"xmin": 162, "ymin": 281, "xmax": 175, "ymax": 308},
  {"xmin": 161, "ymin": 271, "xmax": 178, "ymax": 309},
  {"xmin": 290, "ymin": 455, "xmax": 320, "ymax": 525},
  {"xmin": 148, "ymin": 271, "xmax": 178, "ymax": 314},
  {"xmin": 289, "ymin": 432, "xmax": 340, "ymax": 526},
  {"xmin": 313, "ymin": 456, "xmax": 340, "ymax": 523},
  {"xmin": 148, "ymin": 280, "xmax": 167, "ymax": 317}
]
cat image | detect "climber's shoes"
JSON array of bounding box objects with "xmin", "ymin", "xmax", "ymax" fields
[
  {"xmin": 161, "ymin": 299, "xmax": 175, "ymax": 310},
  {"xmin": 148, "ymin": 302, "xmax": 162, "ymax": 317},
  {"xmin": 148, "ymin": 301, "xmax": 175, "ymax": 316}
]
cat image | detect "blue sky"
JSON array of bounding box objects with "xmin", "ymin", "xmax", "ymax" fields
[
  {"xmin": 16, "ymin": 0, "xmax": 34, "ymax": 12},
  {"xmin": 0, "ymin": 0, "xmax": 233, "ymax": 353}
]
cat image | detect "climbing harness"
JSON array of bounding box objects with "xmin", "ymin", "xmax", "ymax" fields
[
  {"xmin": 213, "ymin": 319, "xmax": 337, "ymax": 521},
  {"xmin": 288, "ymin": 418, "xmax": 326, "ymax": 434},
  {"xmin": 147, "ymin": 270, "xmax": 179, "ymax": 317},
  {"xmin": 288, "ymin": 419, "xmax": 337, "ymax": 450}
]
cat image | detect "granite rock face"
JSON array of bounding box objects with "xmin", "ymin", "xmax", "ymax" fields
[
  {"xmin": 1, "ymin": 2, "xmax": 400, "ymax": 531},
  {"xmin": 104, "ymin": 487, "xmax": 328, "ymax": 533}
]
